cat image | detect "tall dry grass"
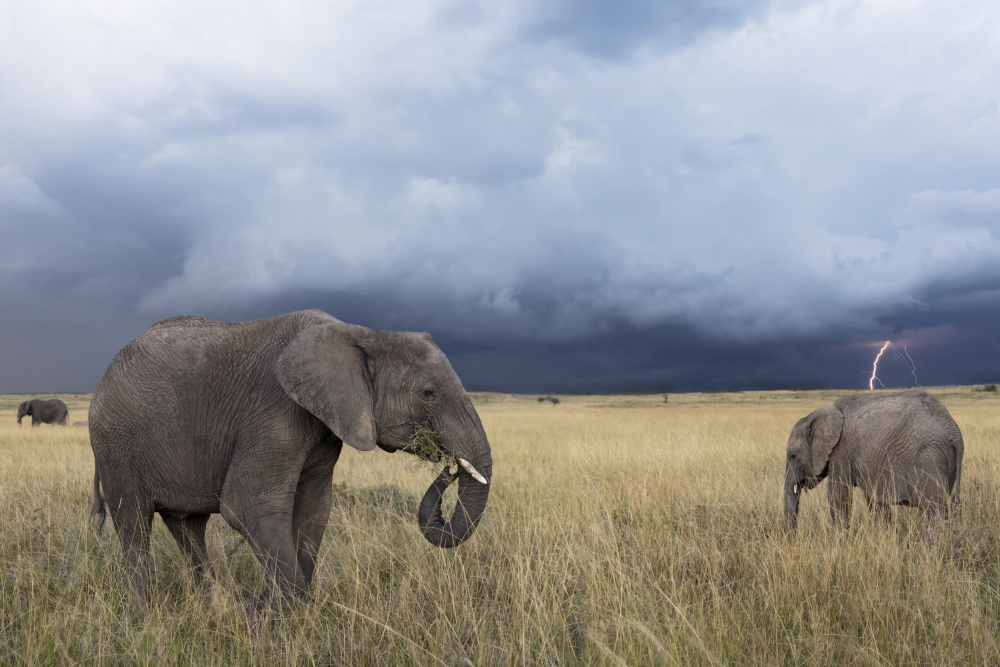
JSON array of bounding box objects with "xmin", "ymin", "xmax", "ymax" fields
[{"xmin": 2, "ymin": 388, "xmax": 1000, "ymax": 664}]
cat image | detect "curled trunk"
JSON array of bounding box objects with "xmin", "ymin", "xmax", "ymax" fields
[{"xmin": 418, "ymin": 466, "xmax": 490, "ymax": 548}]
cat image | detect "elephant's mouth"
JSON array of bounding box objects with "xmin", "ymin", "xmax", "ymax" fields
[
  {"xmin": 376, "ymin": 420, "xmax": 443, "ymax": 458},
  {"xmin": 399, "ymin": 420, "xmax": 452, "ymax": 463},
  {"xmin": 790, "ymin": 467, "xmax": 823, "ymax": 493}
]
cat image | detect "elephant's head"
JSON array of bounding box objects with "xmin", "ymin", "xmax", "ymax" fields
[
  {"xmin": 784, "ymin": 405, "xmax": 843, "ymax": 530},
  {"xmin": 16, "ymin": 401, "xmax": 31, "ymax": 426},
  {"xmin": 275, "ymin": 321, "xmax": 492, "ymax": 548}
]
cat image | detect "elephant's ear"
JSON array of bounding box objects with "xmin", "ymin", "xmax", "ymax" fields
[
  {"xmin": 808, "ymin": 405, "xmax": 844, "ymax": 477},
  {"xmin": 275, "ymin": 324, "xmax": 378, "ymax": 452}
]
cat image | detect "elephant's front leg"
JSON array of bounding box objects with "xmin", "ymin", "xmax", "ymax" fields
[
  {"xmin": 292, "ymin": 443, "xmax": 341, "ymax": 587},
  {"xmin": 865, "ymin": 494, "xmax": 892, "ymax": 525},
  {"xmin": 220, "ymin": 459, "xmax": 308, "ymax": 608},
  {"xmin": 827, "ymin": 477, "xmax": 854, "ymax": 526}
]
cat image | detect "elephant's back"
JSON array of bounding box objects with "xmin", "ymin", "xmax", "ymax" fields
[
  {"xmin": 839, "ymin": 389, "xmax": 962, "ymax": 493},
  {"xmin": 88, "ymin": 311, "xmax": 326, "ymax": 508},
  {"xmin": 837, "ymin": 389, "xmax": 958, "ymax": 429},
  {"xmin": 147, "ymin": 314, "xmax": 217, "ymax": 329},
  {"xmin": 40, "ymin": 398, "xmax": 67, "ymax": 412},
  {"xmin": 92, "ymin": 313, "xmax": 301, "ymax": 420},
  {"xmin": 887, "ymin": 390, "xmax": 962, "ymax": 454},
  {"xmin": 89, "ymin": 309, "xmax": 341, "ymax": 434},
  {"xmin": 92, "ymin": 311, "xmax": 340, "ymax": 428}
]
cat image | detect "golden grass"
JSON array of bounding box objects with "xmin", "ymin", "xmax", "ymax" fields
[{"xmin": 2, "ymin": 387, "xmax": 1000, "ymax": 664}]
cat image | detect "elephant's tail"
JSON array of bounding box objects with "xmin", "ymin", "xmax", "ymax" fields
[
  {"xmin": 91, "ymin": 469, "xmax": 106, "ymax": 535},
  {"xmin": 953, "ymin": 446, "xmax": 963, "ymax": 511},
  {"xmin": 951, "ymin": 431, "xmax": 964, "ymax": 515}
]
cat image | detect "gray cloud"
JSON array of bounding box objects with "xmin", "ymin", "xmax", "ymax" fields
[
  {"xmin": 3, "ymin": 0, "xmax": 1000, "ymax": 394},
  {"xmin": 521, "ymin": 0, "xmax": 774, "ymax": 60}
]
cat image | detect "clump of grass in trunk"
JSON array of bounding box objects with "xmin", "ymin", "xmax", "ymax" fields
[{"xmin": 401, "ymin": 421, "xmax": 454, "ymax": 467}]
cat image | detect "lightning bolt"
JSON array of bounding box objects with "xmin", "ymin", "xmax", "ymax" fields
[
  {"xmin": 869, "ymin": 341, "xmax": 890, "ymax": 390},
  {"xmin": 903, "ymin": 346, "xmax": 919, "ymax": 386},
  {"xmin": 889, "ymin": 343, "xmax": 920, "ymax": 386}
]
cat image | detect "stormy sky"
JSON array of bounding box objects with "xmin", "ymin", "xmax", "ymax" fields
[{"xmin": 3, "ymin": 0, "xmax": 1000, "ymax": 394}]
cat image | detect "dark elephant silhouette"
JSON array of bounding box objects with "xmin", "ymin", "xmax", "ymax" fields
[{"xmin": 17, "ymin": 399, "xmax": 69, "ymax": 427}]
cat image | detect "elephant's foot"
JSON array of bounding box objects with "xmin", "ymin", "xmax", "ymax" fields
[
  {"xmin": 950, "ymin": 498, "xmax": 963, "ymax": 519},
  {"xmin": 242, "ymin": 587, "xmax": 296, "ymax": 628},
  {"xmin": 204, "ymin": 581, "xmax": 228, "ymax": 614},
  {"xmin": 242, "ymin": 593, "xmax": 273, "ymax": 631},
  {"xmin": 200, "ymin": 578, "xmax": 219, "ymax": 600}
]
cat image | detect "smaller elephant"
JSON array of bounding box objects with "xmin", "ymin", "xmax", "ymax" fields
[
  {"xmin": 784, "ymin": 389, "xmax": 963, "ymax": 529},
  {"xmin": 17, "ymin": 399, "xmax": 69, "ymax": 427}
]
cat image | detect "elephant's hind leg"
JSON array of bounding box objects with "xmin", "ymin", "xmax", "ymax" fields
[
  {"xmin": 109, "ymin": 501, "xmax": 155, "ymax": 611},
  {"xmin": 162, "ymin": 513, "xmax": 215, "ymax": 591},
  {"xmin": 912, "ymin": 470, "xmax": 952, "ymax": 520},
  {"xmin": 912, "ymin": 472, "xmax": 952, "ymax": 543}
]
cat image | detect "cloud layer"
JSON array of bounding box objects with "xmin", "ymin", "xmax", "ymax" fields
[{"xmin": 3, "ymin": 0, "xmax": 1000, "ymax": 393}]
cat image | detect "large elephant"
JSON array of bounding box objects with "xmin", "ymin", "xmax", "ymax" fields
[
  {"xmin": 784, "ymin": 389, "xmax": 963, "ymax": 530},
  {"xmin": 89, "ymin": 310, "xmax": 492, "ymax": 609},
  {"xmin": 17, "ymin": 398, "xmax": 68, "ymax": 426}
]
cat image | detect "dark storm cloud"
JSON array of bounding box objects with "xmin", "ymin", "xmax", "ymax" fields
[
  {"xmin": 3, "ymin": 0, "xmax": 1000, "ymax": 395},
  {"xmin": 522, "ymin": 0, "xmax": 772, "ymax": 60}
]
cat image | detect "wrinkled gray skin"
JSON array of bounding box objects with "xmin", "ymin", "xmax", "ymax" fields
[
  {"xmin": 89, "ymin": 310, "xmax": 492, "ymax": 609},
  {"xmin": 784, "ymin": 389, "xmax": 963, "ymax": 530},
  {"xmin": 17, "ymin": 399, "xmax": 68, "ymax": 427}
]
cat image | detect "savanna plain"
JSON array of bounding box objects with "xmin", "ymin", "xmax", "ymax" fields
[{"xmin": 3, "ymin": 388, "xmax": 1000, "ymax": 665}]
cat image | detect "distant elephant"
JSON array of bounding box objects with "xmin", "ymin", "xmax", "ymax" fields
[
  {"xmin": 784, "ymin": 389, "xmax": 963, "ymax": 530},
  {"xmin": 89, "ymin": 310, "xmax": 492, "ymax": 610},
  {"xmin": 17, "ymin": 399, "xmax": 68, "ymax": 426},
  {"xmin": 72, "ymin": 421, "xmax": 88, "ymax": 428}
]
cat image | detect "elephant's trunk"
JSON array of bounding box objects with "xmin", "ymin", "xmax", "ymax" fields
[
  {"xmin": 417, "ymin": 395, "xmax": 492, "ymax": 548},
  {"xmin": 784, "ymin": 468, "xmax": 800, "ymax": 531},
  {"xmin": 418, "ymin": 463, "xmax": 490, "ymax": 548}
]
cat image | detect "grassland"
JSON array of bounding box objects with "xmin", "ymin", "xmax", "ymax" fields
[{"xmin": 2, "ymin": 387, "xmax": 1000, "ymax": 664}]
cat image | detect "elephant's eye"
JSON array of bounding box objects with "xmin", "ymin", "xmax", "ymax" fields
[
  {"xmin": 789, "ymin": 453, "xmax": 796, "ymax": 460},
  {"xmin": 422, "ymin": 387, "xmax": 435, "ymax": 400}
]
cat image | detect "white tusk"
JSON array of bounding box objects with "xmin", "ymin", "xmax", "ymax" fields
[
  {"xmin": 793, "ymin": 484, "xmax": 799, "ymax": 495},
  {"xmin": 458, "ymin": 458, "xmax": 488, "ymax": 485}
]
